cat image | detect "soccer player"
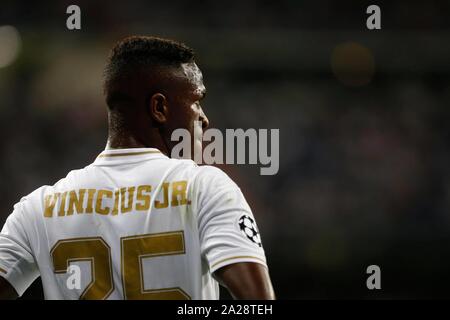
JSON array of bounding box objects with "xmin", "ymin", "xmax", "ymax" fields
[{"xmin": 0, "ymin": 36, "xmax": 275, "ymax": 300}]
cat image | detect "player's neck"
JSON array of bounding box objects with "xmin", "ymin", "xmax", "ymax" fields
[{"xmin": 106, "ymin": 134, "xmax": 169, "ymax": 156}]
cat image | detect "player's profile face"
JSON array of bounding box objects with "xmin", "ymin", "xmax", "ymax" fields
[{"xmin": 174, "ymin": 62, "xmax": 208, "ymax": 148}]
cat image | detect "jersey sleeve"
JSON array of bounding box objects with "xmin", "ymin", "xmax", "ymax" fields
[
  {"xmin": 193, "ymin": 166, "xmax": 267, "ymax": 273},
  {"xmin": 0, "ymin": 200, "xmax": 40, "ymax": 296}
]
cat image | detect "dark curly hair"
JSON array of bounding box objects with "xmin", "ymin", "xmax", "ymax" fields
[{"xmin": 103, "ymin": 36, "xmax": 195, "ymax": 104}]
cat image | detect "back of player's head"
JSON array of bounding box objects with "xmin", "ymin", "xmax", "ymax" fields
[{"xmin": 103, "ymin": 35, "xmax": 195, "ymax": 109}]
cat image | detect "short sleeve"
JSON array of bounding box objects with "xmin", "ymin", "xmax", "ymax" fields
[
  {"xmin": 193, "ymin": 166, "xmax": 267, "ymax": 273},
  {"xmin": 0, "ymin": 201, "xmax": 40, "ymax": 296}
]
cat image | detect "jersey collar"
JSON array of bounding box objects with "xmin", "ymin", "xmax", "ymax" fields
[{"xmin": 93, "ymin": 148, "xmax": 168, "ymax": 165}]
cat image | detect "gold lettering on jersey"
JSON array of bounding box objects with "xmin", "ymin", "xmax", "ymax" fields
[
  {"xmin": 85, "ymin": 189, "xmax": 96, "ymax": 214},
  {"xmin": 96, "ymin": 190, "xmax": 112, "ymax": 215},
  {"xmin": 154, "ymin": 182, "xmax": 169, "ymax": 209},
  {"xmin": 67, "ymin": 189, "xmax": 86, "ymax": 215},
  {"xmin": 58, "ymin": 192, "xmax": 68, "ymax": 216},
  {"xmin": 136, "ymin": 185, "xmax": 151, "ymax": 211},
  {"xmin": 43, "ymin": 181, "xmax": 190, "ymax": 218},
  {"xmin": 171, "ymin": 181, "xmax": 188, "ymax": 206},
  {"xmin": 121, "ymin": 187, "xmax": 135, "ymax": 213},
  {"xmin": 44, "ymin": 193, "xmax": 60, "ymax": 217},
  {"xmin": 112, "ymin": 189, "xmax": 120, "ymax": 215}
]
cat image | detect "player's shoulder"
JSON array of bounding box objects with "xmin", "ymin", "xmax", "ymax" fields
[
  {"xmin": 42, "ymin": 166, "xmax": 88, "ymax": 193},
  {"xmin": 10, "ymin": 185, "xmax": 52, "ymax": 222},
  {"xmin": 190, "ymin": 164, "xmax": 240, "ymax": 191},
  {"xmin": 15, "ymin": 165, "xmax": 92, "ymax": 209},
  {"xmin": 193, "ymin": 164, "xmax": 232, "ymax": 179},
  {"xmin": 162, "ymin": 158, "xmax": 238, "ymax": 188}
]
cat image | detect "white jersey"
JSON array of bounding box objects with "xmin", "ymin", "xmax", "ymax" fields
[{"xmin": 0, "ymin": 148, "xmax": 267, "ymax": 299}]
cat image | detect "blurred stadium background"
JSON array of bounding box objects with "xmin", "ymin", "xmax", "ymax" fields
[{"xmin": 1, "ymin": 0, "xmax": 450, "ymax": 299}]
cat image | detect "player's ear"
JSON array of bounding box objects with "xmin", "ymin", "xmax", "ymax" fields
[{"xmin": 149, "ymin": 93, "xmax": 168, "ymax": 124}]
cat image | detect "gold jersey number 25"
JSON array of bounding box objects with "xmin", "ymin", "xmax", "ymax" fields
[{"xmin": 50, "ymin": 231, "xmax": 190, "ymax": 299}]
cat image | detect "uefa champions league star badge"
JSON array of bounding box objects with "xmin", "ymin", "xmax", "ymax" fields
[{"xmin": 238, "ymin": 215, "xmax": 262, "ymax": 247}]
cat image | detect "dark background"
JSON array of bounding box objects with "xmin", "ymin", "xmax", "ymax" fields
[{"xmin": 1, "ymin": 0, "xmax": 450, "ymax": 299}]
